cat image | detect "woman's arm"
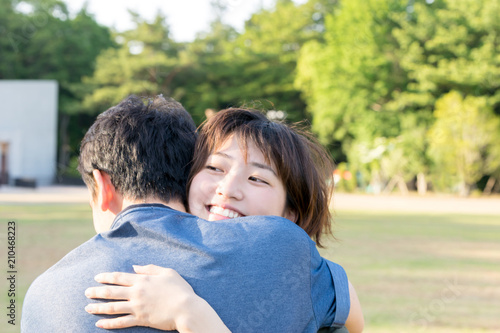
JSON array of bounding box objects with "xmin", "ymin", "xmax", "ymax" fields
[
  {"xmin": 84, "ymin": 264, "xmax": 230, "ymax": 332},
  {"xmin": 86, "ymin": 265, "xmax": 363, "ymax": 332},
  {"xmin": 344, "ymin": 281, "xmax": 364, "ymax": 333}
]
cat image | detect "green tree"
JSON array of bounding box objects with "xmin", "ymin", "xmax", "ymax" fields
[
  {"xmin": 0, "ymin": 0, "xmax": 115, "ymax": 175},
  {"xmin": 296, "ymin": 0, "xmax": 407, "ymax": 161},
  {"xmin": 169, "ymin": 19, "xmax": 241, "ymax": 123},
  {"xmin": 297, "ymin": 0, "xmax": 500, "ymax": 193},
  {"xmin": 428, "ymin": 91, "xmax": 500, "ymax": 196},
  {"xmin": 391, "ymin": 0, "xmax": 500, "ymax": 194},
  {"xmin": 168, "ymin": 0, "xmax": 338, "ymax": 124},
  {"xmin": 83, "ymin": 11, "xmax": 180, "ymax": 112},
  {"xmin": 229, "ymin": 0, "xmax": 337, "ymax": 122},
  {"xmin": 387, "ymin": 0, "xmax": 500, "ymax": 125},
  {"xmin": 483, "ymin": 140, "xmax": 500, "ymax": 194}
]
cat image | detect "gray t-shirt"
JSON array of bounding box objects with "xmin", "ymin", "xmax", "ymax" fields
[{"xmin": 22, "ymin": 204, "xmax": 350, "ymax": 332}]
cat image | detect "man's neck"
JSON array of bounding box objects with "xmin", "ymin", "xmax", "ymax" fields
[{"xmin": 121, "ymin": 197, "xmax": 187, "ymax": 213}]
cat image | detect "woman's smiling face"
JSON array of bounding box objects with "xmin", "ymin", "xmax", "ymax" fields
[{"xmin": 188, "ymin": 134, "xmax": 294, "ymax": 221}]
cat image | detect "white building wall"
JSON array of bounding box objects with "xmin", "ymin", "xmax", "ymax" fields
[{"xmin": 0, "ymin": 80, "xmax": 58, "ymax": 186}]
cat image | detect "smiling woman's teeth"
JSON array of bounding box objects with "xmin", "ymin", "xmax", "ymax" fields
[{"xmin": 209, "ymin": 206, "xmax": 241, "ymax": 218}]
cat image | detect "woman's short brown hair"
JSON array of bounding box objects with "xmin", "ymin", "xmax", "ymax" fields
[{"xmin": 187, "ymin": 108, "xmax": 334, "ymax": 247}]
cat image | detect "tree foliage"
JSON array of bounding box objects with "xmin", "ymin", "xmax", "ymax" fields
[
  {"xmin": 297, "ymin": 0, "xmax": 407, "ymax": 142},
  {"xmin": 3, "ymin": 0, "xmax": 500, "ymax": 194},
  {"xmin": 176, "ymin": 0, "xmax": 338, "ymax": 123},
  {"xmin": 82, "ymin": 12, "xmax": 180, "ymax": 112},
  {"xmin": 0, "ymin": 0, "xmax": 114, "ymax": 174},
  {"xmin": 428, "ymin": 91, "xmax": 500, "ymax": 195},
  {"xmin": 296, "ymin": 0, "xmax": 500, "ymax": 194}
]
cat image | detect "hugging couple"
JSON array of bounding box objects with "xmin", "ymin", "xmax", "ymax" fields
[{"xmin": 22, "ymin": 95, "xmax": 364, "ymax": 333}]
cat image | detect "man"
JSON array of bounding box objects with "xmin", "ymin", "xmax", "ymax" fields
[{"xmin": 21, "ymin": 95, "xmax": 350, "ymax": 332}]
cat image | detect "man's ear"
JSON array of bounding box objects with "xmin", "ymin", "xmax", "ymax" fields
[{"xmin": 92, "ymin": 169, "xmax": 119, "ymax": 213}]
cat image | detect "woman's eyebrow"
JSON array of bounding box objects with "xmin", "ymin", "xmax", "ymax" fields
[
  {"xmin": 213, "ymin": 152, "xmax": 277, "ymax": 176},
  {"xmin": 250, "ymin": 162, "xmax": 277, "ymax": 176},
  {"xmin": 214, "ymin": 152, "xmax": 232, "ymax": 159}
]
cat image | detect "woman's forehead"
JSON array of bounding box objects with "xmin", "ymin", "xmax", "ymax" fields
[{"xmin": 211, "ymin": 133, "xmax": 274, "ymax": 167}]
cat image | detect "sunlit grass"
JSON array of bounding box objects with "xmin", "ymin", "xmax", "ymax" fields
[
  {"xmin": 1, "ymin": 205, "xmax": 499, "ymax": 332},
  {"xmin": 0, "ymin": 204, "xmax": 94, "ymax": 332},
  {"xmin": 320, "ymin": 211, "xmax": 500, "ymax": 332}
]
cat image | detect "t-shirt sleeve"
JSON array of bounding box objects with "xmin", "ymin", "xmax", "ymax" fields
[
  {"xmin": 325, "ymin": 259, "xmax": 350, "ymax": 327},
  {"xmin": 310, "ymin": 242, "xmax": 351, "ymax": 329}
]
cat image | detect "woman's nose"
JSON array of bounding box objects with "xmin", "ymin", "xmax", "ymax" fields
[{"xmin": 216, "ymin": 173, "xmax": 243, "ymax": 200}]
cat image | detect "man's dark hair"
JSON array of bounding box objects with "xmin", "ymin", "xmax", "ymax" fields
[{"xmin": 78, "ymin": 95, "xmax": 197, "ymax": 204}]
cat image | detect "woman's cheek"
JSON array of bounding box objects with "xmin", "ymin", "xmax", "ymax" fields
[
  {"xmin": 188, "ymin": 193, "xmax": 206, "ymax": 219},
  {"xmin": 188, "ymin": 174, "xmax": 211, "ymax": 219}
]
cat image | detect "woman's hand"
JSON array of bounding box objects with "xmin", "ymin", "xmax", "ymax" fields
[{"xmin": 84, "ymin": 264, "xmax": 230, "ymax": 332}]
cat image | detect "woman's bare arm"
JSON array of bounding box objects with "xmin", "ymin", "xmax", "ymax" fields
[{"xmin": 344, "ymin": 281, "xmax": 364, "ymax": 333}]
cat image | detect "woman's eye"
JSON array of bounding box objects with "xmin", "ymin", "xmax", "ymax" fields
[
  {"xmin": 249, "ymin": 176, "xmax": 269, "ymax": 185},
  {"xmin": 206, "ymin": 165, "xmax": 222, "ymax": 172}
]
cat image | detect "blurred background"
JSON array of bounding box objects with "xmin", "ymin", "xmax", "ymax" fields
[
  {"xmin": 1, "ymin": 0, "xmax": 499, "ymax": 196},
  {"xmin": 1, "ymin": 1, "xmax": 500, "ymax": 332}
]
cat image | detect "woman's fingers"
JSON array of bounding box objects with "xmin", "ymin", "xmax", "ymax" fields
[
  {"xmin": 85, "ymin": 301, "xmax": 132, "ymax": 315},
  {"xmin": 94, "ymin": 272, "xmax": 139, "ymax": 286},
  {"xmin": 95, "ymin": 315, "xmax": 138, "ymax": 329},
  {"xmin": 85, "ymin": 286, "xmax": 131, "ymax": 300},
  {"xmin": 133, "ymin": 264, "xmax": 167, "ymax": 275},
  {"xmin": 84, "ymin": 266, "xmax": 204, "ymax": 331},
  {"xmin": 95, "ymin": 265, "xmax": 176, "ymax": 283}
]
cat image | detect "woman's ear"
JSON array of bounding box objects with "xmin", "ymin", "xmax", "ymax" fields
[{"xmin": 284, "ymin": 208, "xmax": 297, "ymax": 223}]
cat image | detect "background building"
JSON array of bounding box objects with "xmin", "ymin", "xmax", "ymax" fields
[{"xmin": 0, "ymin": 80, "xmax": 58, "ymax": 187}]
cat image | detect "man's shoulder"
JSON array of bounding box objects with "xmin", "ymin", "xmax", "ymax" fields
[
  {"xmin": 116, "ymin": 205, "xmax": 314, "ymax": 251},
  {"xmin": 21, "ymin": 238, "xmax": 103, "ymax": 331},
  {"xmin": 224, "ymin": 215, "xmax": 312, "ymax": 244},
  {"xmin": 205, "ymin": 214, "xmax": 308, "ymax": 234},
  {"xmin": 23, "ymin": 235, "xmax": 103, "ymax": 300},
  {"xmin": 196, "ymin": 215, "xmax": 315, "ymax": 263}
]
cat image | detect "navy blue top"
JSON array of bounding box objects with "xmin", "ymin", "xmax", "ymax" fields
[{"xmin": 22, "ymin": 204, "xmax": 350, "ymax": 332}]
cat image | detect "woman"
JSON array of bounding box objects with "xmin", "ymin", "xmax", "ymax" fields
[{"xmin": 85, "ymin": 108, "xmax": 364, "ymax": 332}]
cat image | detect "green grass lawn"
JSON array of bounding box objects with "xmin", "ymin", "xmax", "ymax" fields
[
  {"xmin": 1, "ymin": 204, "xmax": 94, "ymax": 332},
  {"xmin": 320, "ymin": 211, "xmax": 500, "ymax": 333},
  {"xmin": 1, "ymin": 204, "xmax": 499, "ymax": 332}
]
